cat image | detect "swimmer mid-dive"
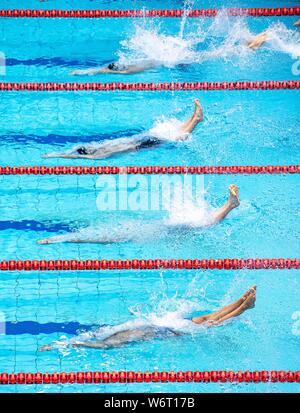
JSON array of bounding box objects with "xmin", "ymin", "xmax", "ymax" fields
[
  {"xmin": 43, "ymin": 99, "xmax": 203, "ymax": 160},
  {"xmin": 37, "ymin": 184, "xmax": 240, "ymax": 245},
  {"xmin": 69, "ymin": 27, "xmax": 293, "ymax": 76},
  {"xmin": 39, "ymin": 286, "xmax": 256, "ymax": 351},
  {"xmin": 70, "ymin": 61, "xmax": 156, "ymax": 76}
]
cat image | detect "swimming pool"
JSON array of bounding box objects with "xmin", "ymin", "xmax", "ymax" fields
[{"xmin": 0, "ymin": 0, "xmax": 299, "ymax": 393}]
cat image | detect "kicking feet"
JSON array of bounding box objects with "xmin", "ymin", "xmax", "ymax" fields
[
  {"xmin": 206, "ymin": 286, "xmax": 257, "ymax": 326},
  {"xmin": 239, "ymin": 286, "xmax": 256, "ymax": 310},
  {"xmin": 247, "ymin": 32, "xmax": 268, "ymax": 49},
  {"xmin": 228, "ymin": 184, "xmax": 240, "ymax": 208},
  {"xmin": 194, "ymin": 99, "xmax": 203, "ymax": 121}
]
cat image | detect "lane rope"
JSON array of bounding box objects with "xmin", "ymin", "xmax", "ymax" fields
[
  {"xmin": 1, "ymin": 80, "xmax": 299, "ymax": 91},
  {"xmin": 0, "ymin": 370, "xmax": 299, "ymax": 384},
  {"xmin": 0, "ymin": 7, "xmax": 299, "ymax": 18},
  {"xmin": 1, "ymin": 259, "xmax": 299, "ymax": 271},
  {"xmin": 0, "ymin": 165, "xmax": 299, "ymax": 175}
]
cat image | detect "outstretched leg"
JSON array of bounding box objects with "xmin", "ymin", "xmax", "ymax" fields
[
  {"xmin": 180, "ymin": 99, "xmax": 203, "ymax": 134},
  {"xmin": 192, "ymin": 286, "xmax": 256, "ymax": 326},
  {"xmin": 247, "ymin": 31, "xmax": 268, "ymax": 49},
  {"xmin": 211, "ymin": 184, "xmax": 240, "ymax": 224}
]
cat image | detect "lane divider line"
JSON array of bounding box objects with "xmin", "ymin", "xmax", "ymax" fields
[
  {"xmin": 1, "ymin": 259, "xmax": 299, "ymax": 271},
  {"xmin": 1, "ymin": 80, "xmax": 299, "ymax": 91},
  {"xmin": 0, "ymin": 370, "xmax": 299, "ymax": 384},
  {"xmin": 0, "ymin": 165, "xmax": 299, "ymax": 175},
  {"xmin": 0, "ymin": 7, "xmax": 299, "ymax": 18}
]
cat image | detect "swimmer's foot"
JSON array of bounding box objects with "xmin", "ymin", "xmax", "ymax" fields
[
  {"xmin": 239, "ymin": 288, "xmax": 256, "ymax": 310},
  {"xmin": 243, "ymin": 285, "xmax": 256, "ymax": 298},
  {"xmin": 228, "ymin": 184, "xmax": 240, "ymax": 208},
  {"xmin": 194, "ymin": 98, "xmax": 203, "ymax": 120}
]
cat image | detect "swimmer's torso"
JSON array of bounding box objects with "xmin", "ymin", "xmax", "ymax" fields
[
  {"xmin": 74, "ymin": 135, "xmax": 161, "ymax": 157},
  {"xmin": 92, "ymin": 326, "xmax": 180, "ymax": 348}
]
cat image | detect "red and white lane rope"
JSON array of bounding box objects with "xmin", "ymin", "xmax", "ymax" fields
[
  {"xmin": 1, "ymin": 259, "xmax": 299, "ymax": 271},
  {"xmin": 0, "ymin": 7, "xmax": 299, "ymax": 18},
  {"xmin": 1, "ymin": 80, "xmax": 299, "ymax": 92},
  {"xmin": 0, "ymin": 370, "xmax": 299, "ymax": 384},
  {"xmin": 0, "ymin": 165, "xmax": 299, "ymax": 175}
]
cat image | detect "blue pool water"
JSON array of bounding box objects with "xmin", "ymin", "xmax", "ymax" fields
[{"xmin": 0, "ymin": 0, "xmax": 299, "ymax": 393}]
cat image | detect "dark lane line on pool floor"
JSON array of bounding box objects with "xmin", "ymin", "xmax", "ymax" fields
[{"xmin": 4, "ymin": 321, "xmax": 98, "ymax": 336}]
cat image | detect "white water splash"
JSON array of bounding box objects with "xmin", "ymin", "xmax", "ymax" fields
[
  {"xmin": 115, "ymin": 12, "xmax": 300, "ymax": 68},
  {"xmin": 266, "ymin": 22, "xmax": 300, "ymax": 58},
  {"xmin": 118, "ymin": 25, "xmax": 197, "ymax": 68},
  {"xmin": 164, "ymin": 186, "xmax": 214, "ymax": 228},
  {"xmin": 148, "ymin": 117, "xmax": 189, "ymax": 141}
]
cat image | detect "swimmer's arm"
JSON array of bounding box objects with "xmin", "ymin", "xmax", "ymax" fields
[
  {"xmin": 69, "ymin": 67, "xmax": 143, "ymax": 76},
  {"xmin": 69, "ymin": 67, "xmax": 107, "ymax": 76},
  {"xmin": 42, "ymin": 152, "xmax": 108, "ymax": 160},
  {"xmin": 72, "ymin": 341, "xmax": 107, "ymax": 349}
]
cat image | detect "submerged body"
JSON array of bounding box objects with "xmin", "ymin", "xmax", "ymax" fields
[
  {"xmin": 43, "ymin": 99, "xmax": 203, "ymax": 160},
  {"xmin": 37, "ymin": 185, "xmax": 240, "ymax": 245},
  {"xmin": 70, "ymin": 61, "xmax": 156, "ymax": 76},
  {"xmin": 39, "ymin": 286, "xmax": 256, "ymax": 351},
  {"xmin": 69, "ymin": 29, "xmax": 281, "ymax": 77}
]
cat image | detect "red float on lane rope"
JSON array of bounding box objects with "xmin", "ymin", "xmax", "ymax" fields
[
  {"xmin": 0, "ymin": 80, "xmax": 299, "ymax": 92},
  {"xmin": 0, "ymin": 8, "xmax": 299, "ymax": 18},
  {"xmin": 0, "ymin": 165, "xmax": 299, "ymax": 175},
  {"xmin": 1, "ymin": 259, "xmax": 299, "ymax": 271},
  {"xmin": 0, "ymin": 370, "xmax": 299, "ymax": 384}
]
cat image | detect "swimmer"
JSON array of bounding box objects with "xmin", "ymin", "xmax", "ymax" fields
[
  {"xmin": 294, "ymin": 20, "xmax": 300, "ymax": 27},
  {"xmin": 36, "ymin": 184, "xmax": 240, "ymax": 245},
  {"xmin": 70, "ymin": 61, "xmax": 156, "ymax": 76},
  {"xmin": 39, "ymin": 286, "xmax": 256, "ymax": 351},
  {"xmin": 43, "ymin": 99, "xmax": 203, "ymax": 160}
]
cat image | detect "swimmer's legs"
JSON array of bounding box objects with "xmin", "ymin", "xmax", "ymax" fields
[
  {"xmin": 211, "ymin": 185, "xmax": 240, "ymax": 224},
  {"xmin": 180, "ymin": 99, "xmax": 203, "ymax": 134},
  {"xmin": 42, "ymin": 152, "xmax": 96, "ymax": 159},
  {"xmin": 192, "ymin": 286, "xmax": 256, "ymax": 325},
  {"xmin": 247, "ymin": 31, "xmax": 268, "ymax": 49}
]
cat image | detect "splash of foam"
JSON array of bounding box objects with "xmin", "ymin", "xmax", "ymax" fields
[
  {"xmin": 164, "ymin": 187, "xmax": 214, "ymax": 228},
  {"xmin": 147, "ymin": 117, "xmax": 189, "ymax": 141},
  {"xmin": 115, "ymin": 13, "xmax": 299, "ymax": 69},
  {"xmin": 267, "ymin": 22, "xmax": 300, "ymax": 58},
  {"xmin": 118, "ymin": 25, "xmax": 197, "ymax": 67}
]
